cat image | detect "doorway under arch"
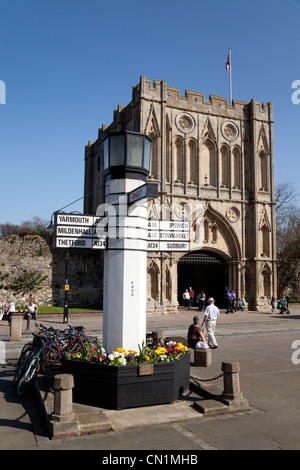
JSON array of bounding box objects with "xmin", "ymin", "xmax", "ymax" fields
[{"xmin": 178, "ymin": 250, "xmax": 228, "ymax": 308}]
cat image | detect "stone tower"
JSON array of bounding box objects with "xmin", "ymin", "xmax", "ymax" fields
[{"xmin": 84, "ymin": 76, "xmax": 276, "ymax": 312}]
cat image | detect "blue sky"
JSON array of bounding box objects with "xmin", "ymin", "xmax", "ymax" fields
[{"xmin": 0, "ymin": 0, "xmax": 299, "ymax": 224}]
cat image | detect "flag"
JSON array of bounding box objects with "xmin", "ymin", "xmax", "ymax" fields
[{"xmin": 225, "ymin": 54, "xmax": 230, "ymax": 71}]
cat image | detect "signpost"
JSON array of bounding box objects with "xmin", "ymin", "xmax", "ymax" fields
[
  {"xmin": 54, "ymin": 212, "xmax": 190, "ymax": 253},
  {"xmin": 52, "ymin": 209, "xmax": 190, "ymax": 327}
]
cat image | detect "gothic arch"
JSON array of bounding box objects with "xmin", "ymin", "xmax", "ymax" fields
[
  {"xmin": 187, "ymin": 138, "xmax": 197, "ymax": 184},
  {"xmin": 257, "ymin": 124, "xmax": 270, "ymax": 192},
  {"xmin": 145, "ymin": 106, "xmax": 161, "ymax": 180},
  {"xmin": 200, "ymin": 138, "xmax": 216, "ymax": 187},
  {"xmin": 147, "ymin": 260, "xmax": 160, "ymax": 301},
  {"xmin": 174, "ymin": 137, "xmax": 184, "ymax": 182},
  {"xmin": 220, "ymin": 144, "xmax": 229, "ymax": 188},
  {"xmin": 259, "ymin": 263, "xmax": 272, "ymax": 298},
  {"xmin": 232, "ymin": 146, "xmax": 241, "ymax": 189},
  {"xmin": 190, "ymin": 204, "xmax": 242, "ymax": 261}
]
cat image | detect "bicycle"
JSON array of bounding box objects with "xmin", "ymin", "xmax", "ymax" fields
[
  {"xmin": 44, "ymin": 327, "xmax": 92, "ymax": 364},
  {"xmin": 14, "ymin": 334, "xmax": 48, "ymax": 396}
]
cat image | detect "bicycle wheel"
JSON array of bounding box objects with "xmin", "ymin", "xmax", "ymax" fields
[
  {"xmin": 45, "ymin": 346, "xmax": 61, "ymax": 363},
  {"xmin": 17, "ymin": 358, "xmax": 40, "ymax": 396},
  {"xmin": 12, "ymin": 347, "xmax": 34, "ymax": 385}
]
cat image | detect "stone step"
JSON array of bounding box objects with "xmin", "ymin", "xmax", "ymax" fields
[{"xmin": 193, "ymin": 399, "xmax": 230, "ymax": 416}]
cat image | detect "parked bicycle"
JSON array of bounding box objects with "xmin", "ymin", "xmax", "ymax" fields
[
  {"xmin": 43, "ymin": 325, "xmax": 90, "ymax": 364},
  {"xmin": 13, "ymin": 323, "xmax": 98, "ymax": 395},
  {"xmin": 13, "ymin": 334, "xmax": 49, "ymax": 396}
]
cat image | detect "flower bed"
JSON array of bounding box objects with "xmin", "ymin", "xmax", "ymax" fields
[
  {"xmin": 65, "ymin": 340, "xmax": 188, "ymax": 365},
  {"xmin": 61, "ymin": 341, "xmax": 190, "ymax": 410}
]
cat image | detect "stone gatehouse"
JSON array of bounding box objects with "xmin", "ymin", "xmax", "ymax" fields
[{"xmin": 84, "ymin": 76, "xmax": 276, "ymax": 312}]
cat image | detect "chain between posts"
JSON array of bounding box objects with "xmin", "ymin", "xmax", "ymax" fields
[{"xmin": 191, "ymin": 373, "xmax": 224, "ymax": 383}]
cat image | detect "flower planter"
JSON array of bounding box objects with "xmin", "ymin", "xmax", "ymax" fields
[{"xmin": 61, "ymin": 352, "xmax": 190, "ymax": 410}]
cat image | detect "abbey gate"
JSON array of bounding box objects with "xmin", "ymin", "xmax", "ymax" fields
[{"xmin": 84, "ymin": 76, "xmax": 276, "ymax": 312}]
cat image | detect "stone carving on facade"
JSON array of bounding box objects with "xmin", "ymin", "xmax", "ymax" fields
[
  {"xmin": 226, "ymin": 207, "xmax": 240, "ymax": 223},
  {"xmin": 175, "ymin": 113, "xmax": 195, "ymax": 133},
  {"xmin": 221, "ymin": 121, "xmax": 239, "ymax": 141}
]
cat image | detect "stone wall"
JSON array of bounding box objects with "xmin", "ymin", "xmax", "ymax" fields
[{"xmin": 0, "ymin": 235, "xmax": 103, "ymax": 308}]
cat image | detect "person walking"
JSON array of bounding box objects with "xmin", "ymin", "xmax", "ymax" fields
[
  {"xmin": 230, "ymin": 290, "xmax": 237, "ymax": 312},
  {"xmin": 202, "ymin": 297, "xmax": 219, "ymax": 349},
  {"xmin": 270, "ymin": 295, "xmax": 276, "ymax": 314},
  {"xmin": 226, "ymin": 290, "xmax": 233, "ymax": 313}
]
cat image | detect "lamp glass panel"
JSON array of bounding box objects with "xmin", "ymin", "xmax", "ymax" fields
[
  {"xmin": 110, "ymin": 134, "xmax": 125, "ymax": 166},
  {"xmin": 143, "ymin": 138, "xmax": 151, "ymax": 171},
  {"xmin": 126, "ymin": 133, "xmax": 143, "ymax": 167}
]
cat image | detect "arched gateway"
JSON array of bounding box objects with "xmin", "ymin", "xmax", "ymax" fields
[
  {"xmin": 84, "ymin": 76, "xmax": 277, "ymax": 311},
  {"xmin": 178, "ymin": 250, "xmax": 228, "ymax": 308}
]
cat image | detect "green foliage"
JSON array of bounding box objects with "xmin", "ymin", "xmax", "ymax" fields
[{"xmin": 9, "ymin": 269, "xmax": 48, "ymax": 294}]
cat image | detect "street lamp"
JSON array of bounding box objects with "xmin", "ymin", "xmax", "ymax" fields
[{"xmin": 102, "ymin": 131, "xmax": 152, "ymax": 181}]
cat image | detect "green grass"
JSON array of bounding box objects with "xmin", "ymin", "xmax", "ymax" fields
[{"xmin": 38, "ymin": 306, "xmax": 102, "ymax": 313}]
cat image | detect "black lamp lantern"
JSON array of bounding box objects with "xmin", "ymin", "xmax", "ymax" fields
[{"xmin": 102, "ymin": 131, "xmax": 152, "ymax": 181}]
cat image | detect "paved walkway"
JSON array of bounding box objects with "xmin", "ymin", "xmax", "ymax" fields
[{"xmin": 1, "ymin": 305, "xmax": 300, "ymax": 451}]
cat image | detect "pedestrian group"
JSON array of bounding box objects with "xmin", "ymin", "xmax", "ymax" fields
[{"xmin": 0, "ymin": 300, "xmax": 38, "ymax": 323}]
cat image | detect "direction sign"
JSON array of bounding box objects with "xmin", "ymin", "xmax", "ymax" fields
[
  {"xmin": 54, "ymin": 213, "xmax": 190, "ymax": 252},
  {"xmin": 147, "ymin": 220, "xmax": 190, "ymax": 252},
  {"xmin": 54, "ymin": 213, "xmax": 107, "ymax": 250}
]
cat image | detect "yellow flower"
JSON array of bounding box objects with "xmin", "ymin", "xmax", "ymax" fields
[
  {"xmin": 176, "ymin": 343, "xmax": 188, "ymax": 352},
  {"xmin": 145, "ymin": 355, "xmax": 150, "ymax": 362},
  {"xmin": 128, "ymin": 349, "xmax": 137, "ymax": 355},
  {"xmin": 154, "ymin": 347, "xmax": 168, "ymax": 355},
  {"xmin": 115, "ymin": 347, "xmax": 126, "ymax": 354}
]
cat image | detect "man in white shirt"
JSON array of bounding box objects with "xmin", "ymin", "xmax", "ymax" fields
[
  {"xmin": 7, "ymin": 300, "xmax": 15, "ymax": 324},
  {"xmin": 202, "ymin": 297, "xmax": 219, "ymax": 349},
  {"xmin": 28, "ymin": 301, "xmax": 38, "ymax": 320}
]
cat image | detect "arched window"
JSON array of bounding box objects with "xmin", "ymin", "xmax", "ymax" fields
[
  {"xmin": 233, "ymin": 147, "xmax": 240, "ymax": 189},
  {"xmin": 174, "ymin": 139, "xmax": 184, "ymax": 182},
  {"xmin": 149, "ymin": 133, "xmax": 159, "ymax": 179},
  {"xmin": 261, "ymin": 225, "xmax": 270, "ymax": 257},
  {"xmin": 165, "ymin": 266, "xmax": 171, "ymax": 301},
  {"xmin": 201, "ymin": 139, "xmax": 216, "ymax": 186},
  {"xmin": 261, "ymin": 267, "xmax": 271, "ymax": 298},
  {"xmin": 166, "ymin": 121, "xmax": 171, "ymax": 182},
  {"xmin": 147, "ymin": 261, "xmax": 159, "ymax": 301},
  {"xmin": 220, "ymin": 145, "xmax": 229, "ymax": 187},
  {"xmin": 188, "ymin": 140, "xmax": 197, "ymax": 184},
  {"xmin": 259, "ymin": 150, "xmax": 268, "ymax": 191}
]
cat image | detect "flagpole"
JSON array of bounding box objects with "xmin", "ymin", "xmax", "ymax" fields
[{"xmin": 229, "ymin": 48, "xmax": 232, "ymax": 105}]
